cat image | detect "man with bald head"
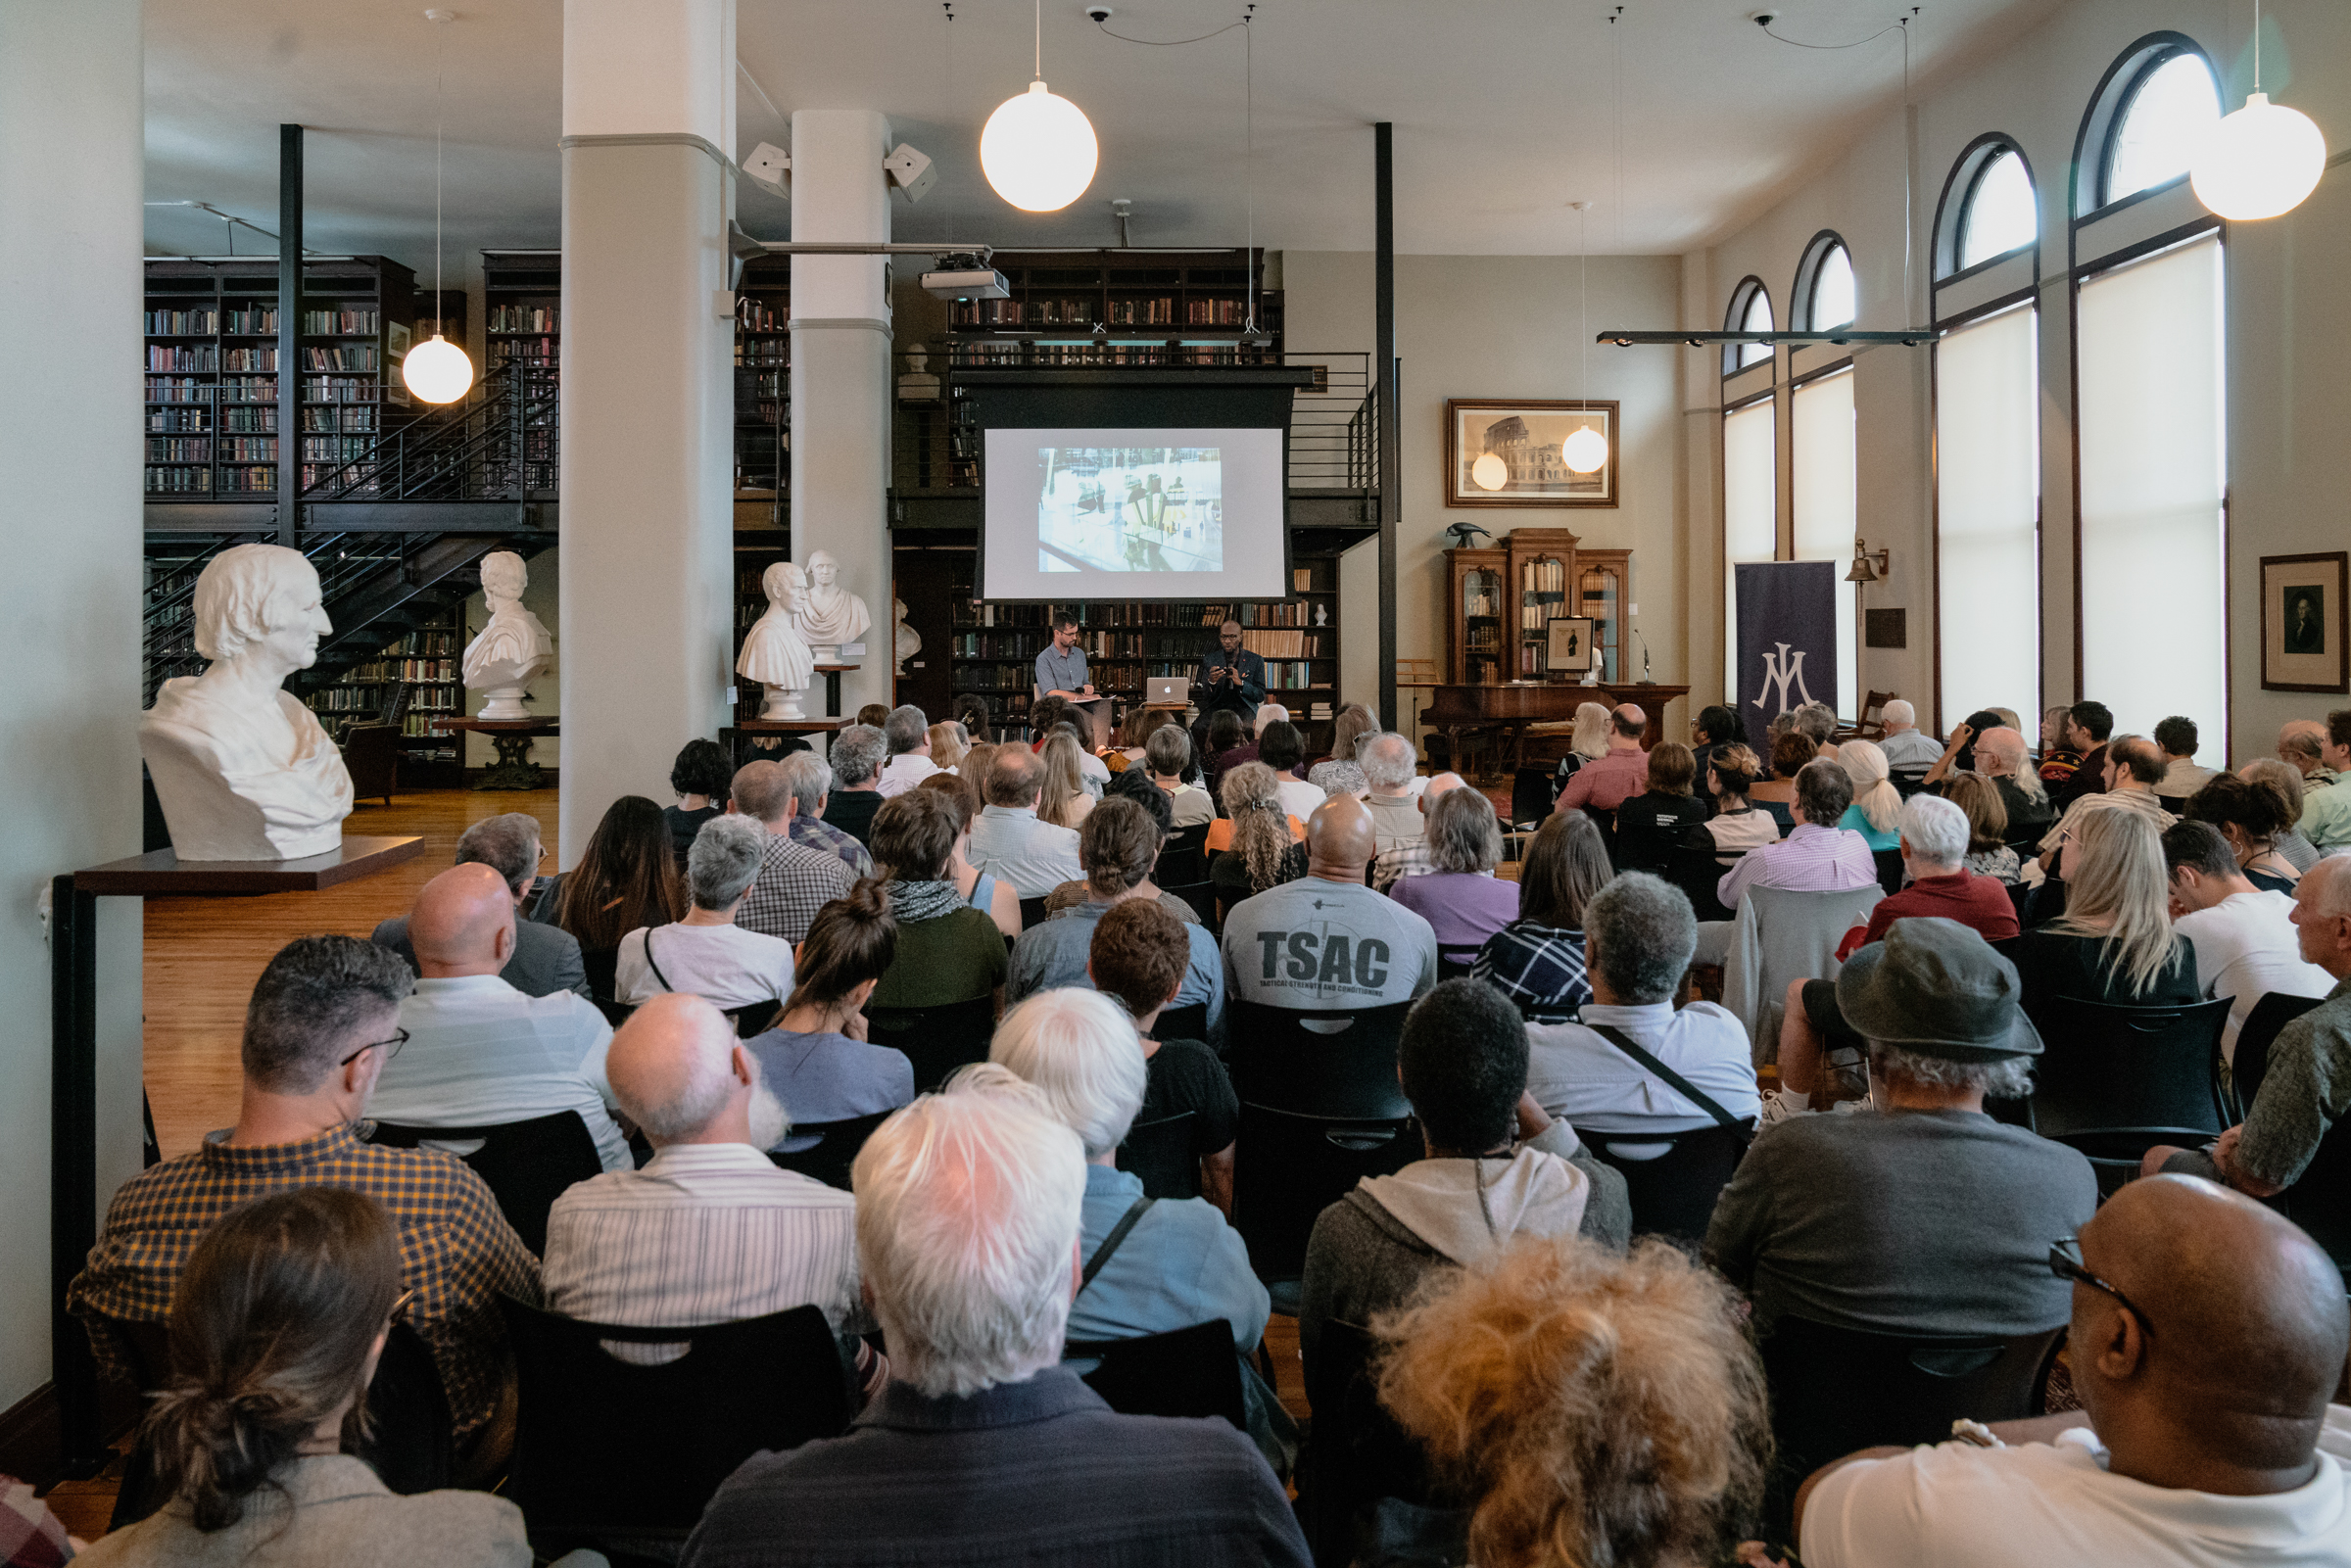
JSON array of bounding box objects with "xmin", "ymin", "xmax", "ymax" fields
[
  {"xmin": 370, "ymin": 811, "xmax": 586, "ymax": 996},
  {"xmin": 1369, "ymin": 770, "xmax": 1466, "ymax": 891},
  {"xmin": 2145, "ymin": 855, "xmax": 2351, "ymax": 1201},
  {"xmin": 1222, "ymin": 794, "xmax": 1438, "ymax": 1009},
  {"xmin": 366, "ymin": 861, "xmax": 629, "ymax": 1170},
  {"xmin": 542, "ymin": 994, "xmax": 881, "ymax": 1392},
  {"xmin": 2039, "ymin": 732, "xmax": 2176, "ymax": 880},
  {"xmin": 1555, "ymin": 703, "xmax": 1655, "ymax": 817},
  {"xmin": 1798, "ymin": 1175, "xmax": 2351, "ymax": 1566}
]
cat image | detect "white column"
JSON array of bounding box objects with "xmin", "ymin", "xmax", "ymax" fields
[
  {"xmin": 557, "ymin": 0, "xmax": 737, "ymax": 864},
  {"xmin": 0, "ymin": 0, "xmax": 146, "ymax": 1410},
  {"xmin": 789, "ymin": 110, "xmax": 894, "ymax": 718}
]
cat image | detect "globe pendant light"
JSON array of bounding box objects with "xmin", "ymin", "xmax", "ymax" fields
[
  {"xmin": 403, "ymin": 10, "xmax": 475, "ymax": 404},
  {"xmin": 1564, "ymin": 202, "xmax": 1608, "ymax": 475},
  {"xmin": 1471, "ymin": 452, "xmax": 1509, "ymax": 491},
  {"xmin": 981, "ymin": 0, "xmax": 1097, "ymax": 213},
  {"xmin": 2192, "ymin": 2, "xmax": 2327, "ymax": 221}
]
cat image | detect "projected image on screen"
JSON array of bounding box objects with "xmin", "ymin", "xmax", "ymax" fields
[{"xmin": 1036, "ymin": 447, "xmax": 1223, "ymax": 574}]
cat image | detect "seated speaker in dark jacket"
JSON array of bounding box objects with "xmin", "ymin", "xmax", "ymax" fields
[{"xmin": 372, "ymin": 811, "xmax": 585, "ymax": 998}]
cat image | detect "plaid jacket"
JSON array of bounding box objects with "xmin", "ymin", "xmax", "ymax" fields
[
  {"xmin": 738, "ymin": 831, "xmax": 858, "ymax": 946},
  {"xmin": 790, "ymin": 815, "xmax": 875, "ymax": 879},
  {"xmin": 67, "ymin": 1121, "xmax": 541, "ymax": 1443}
]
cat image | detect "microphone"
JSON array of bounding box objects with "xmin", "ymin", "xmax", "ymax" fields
[{"xmin": 1633, "ymin": 629, "xmax": 1655, "ymax": 685}]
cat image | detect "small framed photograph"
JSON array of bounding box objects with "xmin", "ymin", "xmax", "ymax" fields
[
  {"xmin": 1547, "ymin": 616, "xmax": 1596, "ymax": 674},
  {"xmin": 2262, "ymin": 552, "xmax": 2348, "ymax": 693},
  {"xmin": 1446, "ymin": 399, "xmax": 1618, "ymax": 508}
]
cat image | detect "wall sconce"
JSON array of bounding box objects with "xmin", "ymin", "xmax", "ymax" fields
[{"xmin": 1845, "ymin": 537, "xmax": 1891, "ymax": 584}]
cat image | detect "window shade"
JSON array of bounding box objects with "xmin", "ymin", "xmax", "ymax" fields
[
  {"xmin": 1793, "ymin": 368, "xmax": 1859, "ymax": 720},
  {"xmin": 1723, "ymin": 399, "xmax": 1778, "ymax": 698},
  {"xmin": 1935, "ymin": 305, "xmax": 2040, "ymax": 731}
]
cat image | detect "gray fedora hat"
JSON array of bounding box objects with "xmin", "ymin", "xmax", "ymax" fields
[{"xmin": 1835, "ymin": 917, "xmax": 2043, "ymax": 1063}]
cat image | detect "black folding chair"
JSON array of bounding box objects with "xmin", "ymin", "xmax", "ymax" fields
[
  {"xmin": 724, "ymin": 1002, "xmax": 781, "ymax": 1038},
  {"xmin": 1157, "ymin": 823, "xmax": 1211, "ymax": 887},
  {"xmin": 1665, "ymin": 844, "xmax": 1738, "ymax": 924},
  {"xmin": 2231, "ymin": 990, "xmax": 2327, "ymax": 1115},
  {"xmin": 2025, "ymin": 996, "xmax": 2232, "ymax": 1140},
  {"xmin": 1018, "ymin": 895, "xmax": 1051, "ymax": 931},
  {"xmin": 1226, "ymin": 999, "xmax": 1416, "ymax": 1117},
  {"xmin": 1299, "ymin": 1318, "xmax": 1460, "ymax": 1568},
  {"xmin": 1063, "ymin": 1318, "xmax": 1246, "ymax": 1429},
  {"xmin": 865, "ymin": 994, "xmax": 998, "ymax": 1092},
  {"xmin": 1117, "ymin": 1112, "xmax": 1201, "ymax": 1200},
  {"xmin": 1872, "ymin": 847, "xmax": 1907, "ymax": 897},
  {"xmin": 1571, "ymin": 1122, "xmax": 1751, "ymax": 1244},
  {"xmin": 498, "ymin": 1298, "xmax": 853, "ymax": 1558},
  {"xmin": 767, "ymin": 1111, "xmax": 893, "ymax": 1192},
  {"xmin": 1436, "ymin": 944, "xmax": 1482, "ymax": 981},
  {"xmin": 1157, "ymin": 1001, "xmax": 1209, "ymax": 1041},
  {"xmin": 1234, "ymin": 1105, "xmax": 1419, "ymax": 1317},
  {"xmin": 367, "ymin": 1110, "xmax": 605, "ymax": 1256}
]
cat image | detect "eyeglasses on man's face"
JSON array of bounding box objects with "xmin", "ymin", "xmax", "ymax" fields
[
  {"xmin": 340, "ymin": 1028, "xmax": 409, "ymax": 1069},
  {"xmin": 2049, "ymin": 1236, "xmax": 2147, "ymax": 1333}
]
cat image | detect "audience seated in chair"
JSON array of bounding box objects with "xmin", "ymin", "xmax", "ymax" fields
[
  {"xmin": 774, "ymin": 751, "xmax": 875, "ymax": 879},
  {"xmin": 676, "ymin": 1077, "xmax": 1310, "ymax": 1568},
  {"xmin": 2146, "ymin": 857, "xmax": 2351, "ymax": 1197},
  {"xmin": 1873, "ymin": 698, "xmax": 1943, "ymax": 777},
  {"xmin": 864, "ymin": 789, "xmax": 1009, "ymax": 1012},
  {"xmin": 2045, "ymin": 700, "xmax": 2114, "ymax": 818},
  {"xmin": 1222, "ymin": 795, "xmax": 1439, "ymax": 1009},
  {"xmin": 1387, "ymin": 785, "xmax": 1519, "ymax": 953},
  {"xmin": 1928, "ymin": 723, "xmax": 2057, "ymax": 848},
  {"xmin": 1360, "ymin": 733, "xmax": 1430, "ymax": 859},
  {"xmin": 1747, "ymin": 729, "xmax": 1817, "ymax": 834},
  {"xmin": 1301, "ymin": 979, "xmax": 1631, "ymax": 1403},
  {"xmin": 552, "ymin": 794, "xmax": 685, "ymax": 1004},
  {"xmin": 2040, "ymin": 735, "xmax": 2177, "ymax": 882},
  {"xmin": 2150, "ymin": 713, "xmax": 2219, "ymax": 805},
  {"xmin": 2294, "ymin": 710, "xmax": 2351, "ymax": 850},
  {"xmin": 1611, "ymin": 739, "xmax": 1711, "ymax": 874},
  {"xmin": 1705, "ymin": 919, "xmax": 2096, "ymax": 1339},
  {"xmin": 1472, "ymin": 808, "xmax": 1614, "ymax": 1023},
  {"xmin": 617, "ymin": 814, "xmax": 793, "ymax": 1016},
  {"xmin": 67, "ymin": 936, "xmax": 539, "ymax": 1472},
  {"xmin": 1858, "ymin": 794, "xmax": 2019, "ymax": 945},
  {"xmin": 2005, "ymin": 809, "xmax": 2199, "ymax": 1019},
  {"xmin": 664, "ymin": 737, "xmax": 736, "ymax": 867},
  {"xmin": 965, "ymin": 743, "xmax": 1084, "ymax": 899},
  {"xmin": 369, "ymin": 864, "xmax": 631, "ymax": 1172},
  {"xmin": 1941, "ymin": 770, "xmax": 2025, "ymax": 884},
  {"xmin": 1690, "ymin": 702, "xmax": 1745, "ymax": 799},
  {"xmin": 2184, "ymin": 770, "xmax": 2305, "ymax": 896},
  {"xmin": 1697, "ymin": 761, "xmax": 1877, "ymax": 970},
  {"xmin": 1145, "ymin": 724, "xmax": 1216, "ymax": 830},
  {"xmin": 915, "ymin": 770, "xmax": 1025, "ymax": 936},
  {"xmin": 816, "ymin": 725, "xmax": 889, "ymax": 849},
  {"xmin": 1794, "ymin": 1176, "xmax": 2351, "ymax": 1568},
  {"xmin": 372, "ymin": 812, "xmax": 586, "ymax": 998},
  {"xmin": 745, "ymin": 882, "xmax": 916, "ymax": 1155},
  {"xmin": 544, "ymin": 993, "xmax": 884, "ymax": 1394},
  {"xmin": 1006, "ymin": 797, "xmax": 1226, "ymax": 1048},
  {"xmin": 72, "ymin": 1190, "xmax": 537, "ymax": 1568},
  {"xmin": 1089, "ymin": 900, "xmax": 1240, "ymax": 1214},
  {"xmin": 874, "ymin": 704, "xmax": 942, "ymax": 799},
  {"xmin": 1036, "ymin": 731, "xmax": 1097, "ymax": 831},
  {"xmin": 1685, "ymin": 743, "xmax": 1780, "ymax": 867},
  {"xmin": 1368, "ymin": 771, "xmax": 1466, "ymax": 891},
  {"xmin": 1209, "ymin": 763, "xmax": 1308, "ymax": 912},
  {"xmin": 2162, "ymin": 820, "xmax": 2334, "ymax": 1063},
  {"xmin": 1259, "ymin": 721, "xmax": 1321, "ymax": 818},
  {"xmin": 1836, "ymin": 740, "xmax": 1904, "ymax": 853},
  {"xmin": 1307, "ymin": 704, "xmax": 1377, "ymax": 798},
  {"xmin": 1043, "ymin": 769, "xmax": 1201, "ymax": 924},
  {"xmin": 1377, "ymin": 1234, "xmax": 1768, "ymax": 1568},
  {"xmin": 729, "ymin": 760, "xmax": 857, "ymax": 947},
  {"xmin": 1525, "ymin": 871, "xmax": 1758, "ymax": 1134},
  {"xmin": 2244, "ymin": 757, "xmax": 2325, "ymax": 874},
  {"xmin": 1553, "ymin": 703, "xmax": 1654, "ymax": 818}
]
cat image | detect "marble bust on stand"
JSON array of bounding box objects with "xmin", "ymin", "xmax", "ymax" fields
[
  {"xmin": 893, "ymin": 597, "xmax": 920, "ymax": 675},
  {"xmin": 139, "ymin": 543, "xmax": 355, "ymax": 860},
  {"xmin": 460, "ymin": 550, "xmax": 554, "ymax": 719},
  {"xmin": 792, "ymin": 548, "xmax": 873, "ymax": 660},
  {"xmin": 739, "ymin": 561, "xmax": 815, "ymax": 719}
]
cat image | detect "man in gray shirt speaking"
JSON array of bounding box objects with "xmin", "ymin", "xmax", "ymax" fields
[
  {"xmin": 1705, "ymin": 917, "xmax": 2095, "ymax": 1339},
  {"xmin": 1222, "ymin": 795, "xmax": 1437, "ymax": 1010}
]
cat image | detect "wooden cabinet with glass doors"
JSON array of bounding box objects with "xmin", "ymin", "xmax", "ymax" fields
[{"xmin": 1445, "ymin": 530, "xmax": 1632, "ymax": 685}]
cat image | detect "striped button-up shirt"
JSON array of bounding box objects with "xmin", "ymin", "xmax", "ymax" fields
[
  {"xmin": 739, "ymin": 829, "xmax": 857, "ymax": 947},
  {"xmin": 67, "ymin": 1121, "xmax": 540, "ymax": 1443},
  {"xmin": 1716, "ymin": 822, "xmax": 1879, "ymax": 911},
  {"xmin": 791, "ymin": 814, "xmax": 875, "ymax": 879}
]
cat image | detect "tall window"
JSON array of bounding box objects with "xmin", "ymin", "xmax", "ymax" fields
[
  {"xmin": 2078, "ymin": 233, "xmax": 2226, "ymax": 759},
  {"xmin": 1936, "ymin": 304, "xmax": 2040, "ymax": 729},
  {"xmin": 1725, "ymin": 280, "xmax": 1774, "ymax": 374},
  {"xmin": 1799, "ymin": 237, "xmax": 1856, "ymax": 331},
  {"xmin": 1960, "ymin": 151, "xmax": 2037, "ymax": 268},
  {"xmin": 1723, "ymin": 398, "xmax": 1777, "ymax": 698},
  {"xmin": 2104, "ymin": 51, "xmax": 2221, "ymax": 206},
  {"xmin": 1792, "ymin": 370, "xmax": 1858, "ymax": 719}
]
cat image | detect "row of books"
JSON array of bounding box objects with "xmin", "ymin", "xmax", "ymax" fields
[
  {"xmin": 302, "ymin": 406, "xmax": 376, "ymax": 431},
  {"xmin": 144, "ymin": 467, "xmax": 213, "ymax": 493},
  {"xmin": 300, "ymin": 463, "xmax": 374, "ymax": 493},
  {"xmin": 738, "ymin": 341, "xmax": 789, "ymax": 367},
  {"xmin": 146, "ymin": 438, "xmax": 214, "ymax": 462},
  {"xmin": 301, "ymin": 346, "xmax": 377, "ymax": 371},
  {"xmin": 489, "ymin": 305, "xmax": 558, "ymax": 333},
  {"xmin": 144, "ymin": 309, "xmax": 218, "ymax": 335},
  {"xmin": 1260, "ymin": 662, "xmax": 1326, "ymax": 690},
  {"xmin": 225, "ymin": 407, "xmax": 277, "ymax": 432},
  {"xmin": 740, "ymin": 369, "xmax": 786, "ymax": 401},
  {"xmin": 737, "ymin": 300, "xmax": 785, "ymax": 332},
  {"xmin": 945, "ymin": 342, "xmax": 1279, "ymax": 368},
  {"xmin": 221, "ymin": 437, "xmax": 276, "ymax": 461},
  {"xmin": 395, "ymin": 657, "xmax": 457, "ymax": 681},
  {"xmin": 1238, "ymin": 630, "xmax": 1325, "ymax": 658},
  {"xmin": 146, "ymin": 409, "xmax": 210, "ymax": 433},
  {"xmin": 491, "ymin": 338, "xmax": 557, "ymax": 366},
  {"xmin": 223, "ymin": 347, "xmax": 277, "ymax": 371},
  {"xmin": 146, "ymin": 376, "xmax": 213, "ymax": 403},
  {"xmin": 225, "ymin": 376, "xmax": 276, "ymax": 402},
  {"xmin": 301, "ymin": 435, "xmax": 373, "ymax": 460},
  {"xmin": 312, "ymin": 688, "xmax": 383, "ymax": 712},
  {"xmin": 224, "ymin": 308, "xmax": 277, "ymax": 335},
  {"xmin": 402, "ymin": 712, "xmax": 459, "ymax": 735},
  {"xmin": 300, "ymin": 309, "xmax": 379, "ymax": 335},
  {"xmin": 404, "ymin": 687, "xmax": 461, "ymax": 713},
  {"xmin": 957, "ymin": 599, "xmax": 1316, "ymax": 630},
  {"xmin": 147, "ymin": 346, "xmax": 214, "ymax": 371},
  {"xmin": 306, "ymin": 377, "xmax": 378, "ymax": 403},
  {"xmin": 221, "ymin": 467, "xmax": 276, "ymax": 492},
  {"xmin": 394, "ymin": 630, "xmax": 456, "ymax": 657}
]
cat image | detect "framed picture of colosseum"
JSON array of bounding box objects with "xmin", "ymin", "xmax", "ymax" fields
[{"xmin": 1445, "ymin": 399, "xmax": 1618, "ymax": 508}]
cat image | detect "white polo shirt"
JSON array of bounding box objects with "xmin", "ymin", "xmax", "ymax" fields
[{"xmin": 2174, "ymin": 888, "xmax": 2335, "ymax": 1061}]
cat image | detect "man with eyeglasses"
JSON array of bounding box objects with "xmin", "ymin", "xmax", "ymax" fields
[
  {"xmin": 1796, "ymin": 1176, "xmax": 2351, "ymax": 1567},
  {"xmin": 69, "ymin": 934, "xmax": 541, "ymax": 1478},
  {"xmin": 369, "ymin": 811, "xmax": 588, "ymax": 997}
]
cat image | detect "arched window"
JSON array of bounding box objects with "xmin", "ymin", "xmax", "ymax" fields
[
  {"xmin": 2078, "ymin": 37, "xmax": 2222, "ymax": 214},
  {"xmin": 1795, "ymin": 234, "xmax": 1856, "ymax": 331},
  {"xmin": 1723, "ymin": 278, "xmax": 1773, "ymax": 375},
  {"xmin": 1960, "ymin": 151, "xmax": 2037, "ymax": 269}
]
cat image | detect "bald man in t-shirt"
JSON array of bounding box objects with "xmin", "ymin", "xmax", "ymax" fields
[{"xmin": 1222, "ymin": 796, "xmax": 1438, "ymax": 1011}]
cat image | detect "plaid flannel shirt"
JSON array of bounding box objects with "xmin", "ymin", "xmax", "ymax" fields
[
  {"xmin": 1369, "ymin": 839, "xmax": 1433, "ymax": 892},
  {"xmin": 791, "ymin": 815, "xmax": 875, "ymax": 879},
  {"xmin": 738, "ymin": 830, "xmax": 858, "ymax": 946},
  {"xmin": 67, "ymin": 1121, "xmax": 541, "ymax": 1443},
  {"xmin": 1470, "ymin": 921, "xmax": 1591, "ymax": 1024}
]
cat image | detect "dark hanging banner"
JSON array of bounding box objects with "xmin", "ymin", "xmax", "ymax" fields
[{"xmin": 1735, "ymin": 560, "xmax": 1840, "ymax": 751}]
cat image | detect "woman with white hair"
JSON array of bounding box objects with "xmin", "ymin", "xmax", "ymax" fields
[
  {"xmin": 614, "ymin": 812, "xmax": 794, "ymax": 1014},
  {"xmin": 1835, "ymin": 738, "xmax": 1903, "ymax": 851},
  {"xmin": 1553, "ymin": 700, "xmax": 1613, "ymax": 786}
]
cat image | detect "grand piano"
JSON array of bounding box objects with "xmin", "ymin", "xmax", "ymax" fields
[{"xmin": 1420, "ymin": 682, "xmax": 1692, "ymax": 777}]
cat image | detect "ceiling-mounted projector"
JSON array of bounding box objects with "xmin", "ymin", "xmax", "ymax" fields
[{"xmin": 922, "ymin": 250, "xmax": 1010, "ymax": 301}]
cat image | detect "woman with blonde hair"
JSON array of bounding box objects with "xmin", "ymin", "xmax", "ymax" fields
[
  {"xmin": 1375, "ymin": 1235, "xmax": 1769, "ymax": 1568},
  {"xmin": 926, "ymin": 722, "xmax": 968, "ymax": 774},
  {"xmin": 1309, "ymin": 703, "xmax": 1379, "ymax": 796},
  {"xmin": 1211, "ymin": 761, "xmax": 1305, "ymax": 909},
  {"xmin": 1036, "ymin": 730, "xmax": 1095, "ymax": 832},
  {"xmin": 2005, "ymin": 808, "xmax": 2198, "ymax": 1014},
  {"xmin": 1835, "ymin": 738, "xmax": 1902, "ymax": 851}
]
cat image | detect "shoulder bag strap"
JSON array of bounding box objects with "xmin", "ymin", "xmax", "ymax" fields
[
  {"xmin": 1080, "ymin": 1196, "xmax": 1156, "ymax": 1294},
  {"xmin": 1588, "ymin": 1023, "xmax": 1744, "ymax": 1133},
  {"xmin": 642, "ymin": 927, "xmax": 675, "ymax": 994}
]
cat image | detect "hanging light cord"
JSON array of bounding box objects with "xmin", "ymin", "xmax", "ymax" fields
[
  {"xmin": 1578, "ymin": 205, "xmax": 1590, "ymax": 422},
  {"xmin": 1094, "ymin": 14, "xmax": 1252, "ymax": 45},
  {"xmin": 2253, "ymin": 0, "xmax": 2263, "ymax": 92},
  {"xmin": 943, "ymin": 3, "xmax": 958, "ymax": 247},
  {"xmin": 1245, "ymin": 5, "xmax": 1256, "ymax": 333},
  {"xmin": 433, "ymin": 18, "xmax": 446, "ymax": 336},
  {"xmin": 1034, "ymin": 0, "xmax": 1043, "ymax": 80}
]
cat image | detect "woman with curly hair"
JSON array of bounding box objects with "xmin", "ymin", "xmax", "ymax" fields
[
  {"xmin": 1374, "ymin": 1233, "xmax": 1769, "ymax": 1568},
  {"xmin": 2187, "ymin": 769, "xmax": 2305, "ymax": 893},
  {"xmin": 661, "ymin": 736, "xmax": 736, "ymax": 864},
  {"xmin": 1211, "ymin": 762, "xmax": 1306, "ymax": 910}
]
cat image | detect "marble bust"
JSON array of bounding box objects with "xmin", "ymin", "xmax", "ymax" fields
[
  {"xmin": 893, "ymin": 596, "xmax": 921, "ymax": 674},
  {"xmin": 461, "ymin": 550, "xmax": 554, "ymax": 720},
  {"xmin": 792, "ymin": 548, "xmax": 872, "ymax": 657},
  {"xmin": 139, "ymin": 543, "xmax": 355, "ymax": 861},
  {"xmin": 738, "ymin": 561, "xmax": 815, "ymax": 719}
]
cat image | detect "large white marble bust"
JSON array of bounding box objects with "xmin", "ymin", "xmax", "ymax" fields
[
  {"xmin": 893, "ymin": 596, "xmax": 921, "ymax": 674},
  {"xmin": 140, "ymin": 543, "xmax": 354, "ymax": 861},
  {"xmin": 738, "ymin": 561, "xmax": 815, "ymax": 718},
  {"xmin": 461, "ymin": 550, "xmax": 554, "ymax": 719},
  {"xmin": 792, "ymin": 548, "xmax": 872, "ymax": 654}
]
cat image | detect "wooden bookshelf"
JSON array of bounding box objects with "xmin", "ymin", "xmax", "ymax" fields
[
  {"xmin": 735, "ymin": 255, "xmax": 789, "ymax": 501},
  {"xmin": 304, "ymin": 603, "xmax": 465, "ymax": 784},
  {"xmin": 143, "ymin": 256, "xmax": 415, "ymax": 499},
  {"xmin": 943, "ymin": 250, "xmax": 1282, "ymax": 363},
  {"xmin": 481, "ymin": 251, "xmax": 559, "ymax": 494}
]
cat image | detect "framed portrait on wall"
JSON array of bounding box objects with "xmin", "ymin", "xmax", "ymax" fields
[
  {"xmin": 1547, "ymin": 616, "xmax": 1597, "ymax": 674},
  {"xmin": 1445, "ymin": 399, "xmax": 1618, "ymax": 508},
  {"xmin": 2261, "ymin": 552, "xmax": 2348, "ymax": 693}
]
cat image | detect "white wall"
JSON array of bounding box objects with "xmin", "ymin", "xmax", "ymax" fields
[
  {"xmin": 1693, "ymin": 0, "xmax": 2351, "ymax": 756},
  {"xmin": 0, "ymin": 0, "xmax": 149, "ymax": 1417}
]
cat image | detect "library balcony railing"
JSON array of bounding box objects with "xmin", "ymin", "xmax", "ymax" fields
[{"xmin": 300, "ymin": 362, "xmax": 558, "ymax": 506}]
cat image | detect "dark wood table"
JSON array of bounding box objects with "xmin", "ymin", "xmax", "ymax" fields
[
  {"xmin": 723, "ymin": 717, "xmax": 850, "ymax": 768},
  {"xmin": 1418, "ymin": 682, "xmax": 1692, "ymax": 778},
  {"xmin": 431, "ymin": 716, "xmax": 558, "ymax": 790},
  {"xmin": 51, "ymin": 834, "xmax": 425, "ymax": 1473}
]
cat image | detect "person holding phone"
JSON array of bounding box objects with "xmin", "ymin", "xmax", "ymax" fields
[{"xmin": 1191, "ymin": 620, "xmax": 1266, "ymax": 760}]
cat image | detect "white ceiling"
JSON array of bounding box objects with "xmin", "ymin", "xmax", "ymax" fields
[{"xmin": 144, "ymin": 0, "xmax": 2065, "ymax": 285}]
